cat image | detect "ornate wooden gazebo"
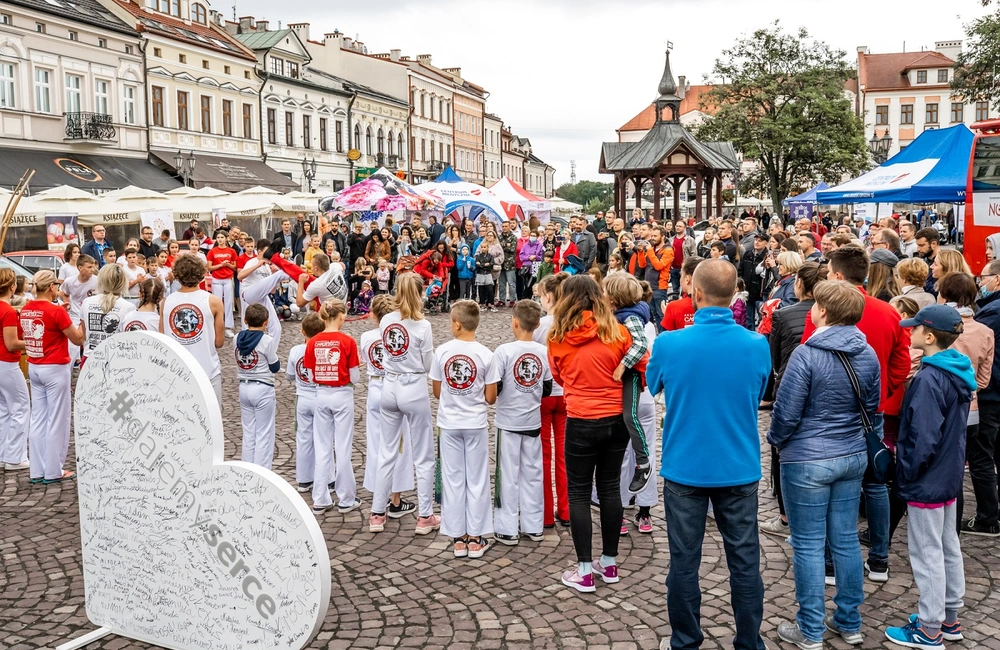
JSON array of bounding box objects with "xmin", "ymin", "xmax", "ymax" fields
[{"xmin": 600, "ymin": 50, "xmax": 739, "ymax": 221}]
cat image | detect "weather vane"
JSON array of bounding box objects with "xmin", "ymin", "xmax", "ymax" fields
[{"xmin": 666, "ymin": 40, "xmax": 673, "ymax": 51}]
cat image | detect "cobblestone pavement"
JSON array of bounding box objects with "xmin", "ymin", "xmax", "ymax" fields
[{"xmin": 2, "ymin": 309, "xmax": 999, "ymax": 650}]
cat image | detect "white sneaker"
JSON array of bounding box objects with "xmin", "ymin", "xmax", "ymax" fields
[
  {"xmin": 759, "ymin": 514, "xmax": 790, "ymax": 539},
  {"xmin": 224, "ymin": 329, "xmax": 234, "ymax": 338},
  {"xmin": 4, "ymin": 461, "xmax": 29, "ymax": 470}
]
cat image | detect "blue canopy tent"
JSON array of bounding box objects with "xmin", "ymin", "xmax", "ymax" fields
[
  {"xmin": 416, "ymin": 166, "xmax": 508, "ymax": 223},
  {"xmin": 783, "ymin": 181, "xmax": 830, "ymax": 221},
  {"xmin": 816, "ymin": 124, "xmax": 973, "ymax": 204}
]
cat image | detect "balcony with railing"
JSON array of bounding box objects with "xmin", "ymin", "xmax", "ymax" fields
[{"xmin": 64, "ymin": 112, "xmax": 117, "ymax": 144}]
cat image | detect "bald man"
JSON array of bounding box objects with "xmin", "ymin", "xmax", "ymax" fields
[{"xmin": 646, "ymin": 258, "xmax": 771, "ymax": 650}]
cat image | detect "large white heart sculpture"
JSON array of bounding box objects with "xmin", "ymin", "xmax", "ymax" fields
[{"xmin": 74, "ymin": 331, "xmax": 330, "ymax": 650}]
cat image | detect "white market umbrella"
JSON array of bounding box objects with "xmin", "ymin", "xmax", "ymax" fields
[{"xmin": 164, "ymin": 186, "xmax": 195, "ymax": 196}]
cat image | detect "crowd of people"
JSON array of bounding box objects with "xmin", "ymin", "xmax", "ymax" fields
[{"xmin": 0, "ymin": 203, "xmax": 997, "ymax": 649}]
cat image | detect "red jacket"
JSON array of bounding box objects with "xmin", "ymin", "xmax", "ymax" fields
[
  {"xmin": 553, "ymin": 241, "xmax": 579, "ymax": 272},
  {"xmin": 413, "ymin": 250, "xmax": 450, "ymax": 283},
  {"xmin": 802, "ymin": 287, "xmax": 911, "ymax": 414}
]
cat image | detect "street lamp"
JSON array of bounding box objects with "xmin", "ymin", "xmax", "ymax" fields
[
  {"xmin": 301, "ymin": 156, "xmax": 318, "ymax": 193},
  {"xmin": 174, "ymin": 150, "xmax": 196, "ymax": 187},
  {"xmin": 868, "ymin": 130, "xmax": 893, "ymax": 165}
]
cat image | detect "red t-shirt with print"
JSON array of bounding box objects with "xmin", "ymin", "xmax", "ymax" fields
[
  {"xmin": 304, "ymin": 331, "xmax": 359, "ymax": 387},
  {"xmin": 21, "ymin": 299, "xmax": 73, "ymax": 364}
]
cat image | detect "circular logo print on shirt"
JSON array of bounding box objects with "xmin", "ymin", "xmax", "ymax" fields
[
  {"xmin": 124, "ymin": 320, "xmax": 147, "ymax": 331},
  {"xmin": 445, "ymin": 354, "xmax": 477, "ymax": 391},
  {"xmin": 235, "ymin": 348, "xmax": 258, "ymax": 370},
  {"xmin": 367, "ymin": 341, "xmax": 385, "ymax": 371},
  {"xmin": 295, "ymin": 357, "xmax": 311, "ymax": 383},
  {"xmin": 513, "ymin": 353, "xmax": 543, "ymax": 389},
  {"xmin": 383, "ymin": 324, "xmax": 409, "ymax": 357},
  {"xmin": 102, "ymin": 314, "xmax": 121, "ymax": 335},
  {"xmin": 168, "ymin": 304, "xmax": 204, "ymax": 340}
]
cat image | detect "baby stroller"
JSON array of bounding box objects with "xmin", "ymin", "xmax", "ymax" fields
[{"xmin": 424, "ymin": 268, "xmax": 451, "ymax": 314}]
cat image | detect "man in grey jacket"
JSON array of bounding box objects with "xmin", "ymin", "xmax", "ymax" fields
[{"xmin": 571, "ymin": 215, "xmax": 597, "ymax": 269}]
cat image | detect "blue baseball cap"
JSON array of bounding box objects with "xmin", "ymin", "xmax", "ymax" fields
[{"xmin": 899, "ymin": 304, "xmax": 963, "ymax": 332}]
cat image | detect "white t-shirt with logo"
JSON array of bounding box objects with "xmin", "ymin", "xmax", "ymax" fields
[
  {"xmin": 493, "ymin": 340, "xmax": 552, "ymax": 432},
  {"xmin": 302, "ymin": 265, "xmax": 348, "ymax": 305},
  {"xmin": 79, "ymin": 296, "xmax": 135, "ymax": 356},
  {"xmin": 121, "ymin": 310, "xmax": 161, "ymax": 333},
  {"xmin": 234, "ymin": 332, "xmax": 278, "ymax": 386},
  {"xmin": 61, "ymin": 274, "xmax": 97, "ymax": 321},
  {"xmin": 123, "ymin": 264, "xmax": 145, "ymax": 300},
  {"xmin": 286, "ymin": 343, "xmax": 315, "ymax": 398},
  {"xmin": 379, "ymin": 311, "xmax": 433, "ymax": 375},
  {"xmin": 162, "ymin": 289, "xmax": 220, "ymax": 380},
  {"xmin": 532, "ymin": 314, "xmax": 563, "ymax": 397},
  {"xmin": 429, "ymin": 339, "xmax": 500, "ymax": 431},
  {"xmin": 360, "ymin": 328, "xmax": 386, "ymax": 379}
]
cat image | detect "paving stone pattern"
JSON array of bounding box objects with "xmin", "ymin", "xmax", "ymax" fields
[{"xmin": 1, "ymin": 310, "xmax": 999, "ymax": 650}]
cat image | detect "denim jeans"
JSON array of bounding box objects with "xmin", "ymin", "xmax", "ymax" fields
[
  {"xmin": 863, "ymin": 413, "xmax": 890, "ymax": 563},
  {"xmin": 498, "ymin": 269, "xmax": 516, "ymax": 303},
  {"xmin": 663, "ymin": 480, "xmax": 765, "ymax": 650},
  {"xmin": 669, "ymin": 267, "xmax": 681, "ymax": 295},
  {"xmin": 651, "ymin": 289, "xmax": 668, "ymax": 333},
  {"xmin": 782, "ymin": 452, "xmax": 867, "ymax": 643}
]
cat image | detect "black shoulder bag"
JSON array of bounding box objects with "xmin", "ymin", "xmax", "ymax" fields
[{"xmin": 833, "ymin": 350, "xmax": 896, "ymax": 484}]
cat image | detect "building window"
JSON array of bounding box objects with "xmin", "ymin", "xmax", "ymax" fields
[
  {"xmin": 153, "ymin": 47, "xmax": 161, "ymax": 57},
  {"xmin": 125, "ymin": 45, "xmax": 133, "ymax": 54},
  {"xmin": 269, "ymin": 57, "xmax": 284, "ymax": 76},
  {"xmin": 398, "ymin": 133, "xmax": 404, "ymax": 159},
  {"xmin": 242, "ymin": 103, "xmax": 252, "ymax": 138},
  {"xmin": 267, "ymin": 108, "xmax": 276, "ymax": 144},
  {"xmin": 438, "ymin": 98, "xmax": 443, "ymax": 122},
  {"xmin": 0, "ymin": 14, "xmax": 11, "ymax": 25},
  {"xmin": 977, "ymin": 101, "xmax": 990, "ymax": 121},
  {"xmin": 411, "ymin": 136, "xmax": 416, "ymax": 161},
  {"xmin": 387, "ymin": 130, "xmax": 394, "ymax": 155},
  {"xmin": 320, "ymin": 117, "xmax": 328, "ymax": 151},
  {"xmin": 421, "ymin": 138, "xmax": 426, "ymax": 161},
  {"xmin": 287, "ymin": 62, "xmax": 299, "ymax": 79},
  {"xmin": 366, "ymin": 126, "xmax": 372, "ymax": 154},
  {"xmin": 65, "ymin": 74, "xmax": 82, "ymax": 113},
  {"xmin": 335, "ymin": 120, "xmax": 343, "ymax": 152},
  {"xmin": 35, "ymin": 69, "xmax": 53, "ymax": 111},
  {"xmin": 303, "ymin": 115, "xmax": 311, "ymax": 148},
  {"xmin": 151, "ymin": 85, "xmax": 163, "ymax": 126},
  {"xmin": 429, "ymin": 139, "xmax": 435, "ymax": 162},
  {"xmin": 202, "ymin": 60, "xmax": 209, "ymax": 70},
  {"xmin": 224, "ymin": 65, "xmax": 230, "ymax": 75},
  {"xmin": 916, "ymin": 70, "xmax": 927, "ymax": 84},
  {"xmin": 68, "ymin": 31, "xmax": 78, "ymax": 41},
  {"xmin": 36, "ymin": 23, "xmax": 45, "ymax": 34},
  {"xmin": 900, "ymin": 103, "xmax": 914, "ymax": 125},
  {"xmin": 0, "ymin": 63, "xmax": 15, "ymax": 109},
  {"xmin": 420, "ymin": 93, "xmax": 425, "ymax": 117},
  {"xmin": 123, "ymin": 85, "xmax": 136, "ymax": 124},
  {"xmin": 200, "ymin": 95, "xmax": 211, "ymax": 133},
  {"xmin": 177, "ymin": 91, "xmax": 189, "ymax": 130},
  {"xmin": 377, "ymin": 128, "xmax": 384, "ymax": 154},
  {"xmin": 875, "ymin": 105, "xmax": 888, "ymax": 125},
  {"xmin": 98, "ymin": 38, "xmax": 106, "ymax": 48},
  {"xmin": 94, "ymin": 79, "xmax": 109, "ymax": 115},
  {"xmin": 222, "ymin": 99, "xmax": 232, "ymax": 137},
  {"xmin": 285, "ymin": 111, "xmax": 293, "ymax": 146},
  {"xmin": 951, "ymin": 102, "xmax": 964, "ymax": 123},
  {"xmin": 179, "ymin": 54, "xmax": 186, "ymax": 64},
  {"xmin": 353, "ymin": 124, "xmax": 360, "ymax": 149},
  {"xmin": 926, "ymin": 102, "xmax": 939, "ymax": 124},
  {"xmin": 440, "ymin": 142, "xmax": 444, "ymax": 161},
  {"xmin": 938, "ymin": 69, "xmax": 948, "ymax": 83},
  {"xmin": 192, "ymin": 3, "xmax": 206, "ymax": 23},
  {"xmin": 447, "ymin": 144, "xmax": 451, "ymax": 163},
  {"xmin": 244, "ymin": 70, "xmax": 250, "ymax": 79}
]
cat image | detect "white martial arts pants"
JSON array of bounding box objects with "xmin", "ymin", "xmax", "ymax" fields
[
  {"xmin": 294, "ymin": 394, "xmax": 317, "ymax": 485},
  {"xmin": 240, "ymin": 270, "xmax": 287, "ymax": 348},
  {"xmin": 493, "ymin": 429, "xmax": 544, "ymax": 537},
  {"xmin": 27, "ymin": 363, "xmax": 71, "ymax": 481},
  {"xmin": 440, "ymin": 427, "xmax": 493, "ymax": 539},
  {"xmin": 209, "ymin": 373, "xmax": 222, "ymax": 408},
  {"xmin": 374, "ymin": 373, "xmax": 434, "ymax": 517},
  {"xmin": 212, "ymin": 278, "xmax": 234, "ymax": 329},
  {"xmin": 312, "ymin": 385, "xmax": 355, "ymax": 509},
  {"xmin": 239, "ymin": 381, "xmax": 276, "ymax": 469},
  {"xmin": 0, "ymin": 360, "xmax": 29, "ymax": 464},
  {"xmin": 363, "ymin": 377, "xmax": 414, "ymax": 497}
]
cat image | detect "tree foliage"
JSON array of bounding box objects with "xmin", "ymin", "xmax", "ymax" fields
[
  {"xmin": 555, "ymin": 180, "xmax": 613, "ymax": 212},
  {"xmin": 951, "ymin": 6, "xmax": 1000, "ymax": 108},
  {"xmin": 696, "ymin": 22, "xmax": 868, "ymax": 214}
]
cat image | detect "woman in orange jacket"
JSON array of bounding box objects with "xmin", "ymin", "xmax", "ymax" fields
[{"xmin": 547, "ymin": 274, "xmax": 648, "ymax": 593}]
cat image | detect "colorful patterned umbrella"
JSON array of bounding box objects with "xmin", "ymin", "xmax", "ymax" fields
[{"xmin": 322, "ymin": 168, "xmax": 443, "ymax": 212}]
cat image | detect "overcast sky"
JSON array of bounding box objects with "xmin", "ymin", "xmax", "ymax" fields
[{"xmin": 228, "ymin": 0, "xmax": 991, "ymax": 186}]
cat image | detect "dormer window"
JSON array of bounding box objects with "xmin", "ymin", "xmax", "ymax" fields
[
  {"xmin": 192, "ymin": 3, "xmax": 206, "ymax": 24},
  {"xmin": 917, "ymin": 70, "xmax": 927, "ymax": 84},
  {"xmin": 157, "ymin": 0, "xmax": 180, "ymax": 17}
]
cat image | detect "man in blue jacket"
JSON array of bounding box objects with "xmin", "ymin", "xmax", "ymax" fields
[
  {"xmin": 971, "ymin": 259, "xmax": 1000, "ymax": 536},
  {"xmin": 647, "ymin": 259, "xmax": 771, "ymax": 650}
]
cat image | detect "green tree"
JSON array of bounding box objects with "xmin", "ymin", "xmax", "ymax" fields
[
  {"xmin": 555, "ymin": 180, "xmax": 613, "ymax": 211},
  {"xmin": 696, "ymin": 22, "xmax": 868, "ymax": 215},
  {"xmin": 951, "ymin": 5, "xmax": 1000, "ymax": 108}
]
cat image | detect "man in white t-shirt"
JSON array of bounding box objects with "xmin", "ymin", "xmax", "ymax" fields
[{"xmin": 296, "ymin": 252, "xmax": 347, "ymax": 311}]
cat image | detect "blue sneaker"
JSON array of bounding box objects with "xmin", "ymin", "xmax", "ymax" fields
[
  {"xmin": 908, "ymin": 614, "xmax": 962, "ymax": 642},
  {"xmin": 885, "ymin": 619, "xmax": 943, "ymax": 648}
]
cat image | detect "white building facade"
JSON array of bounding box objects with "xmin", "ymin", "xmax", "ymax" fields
[{"xmin": 483, "ymin": 112, "xmax": 502, "ymax": 186}]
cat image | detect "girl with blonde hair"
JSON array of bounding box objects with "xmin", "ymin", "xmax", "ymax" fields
[{"xmin": 79, "ymin": 262, "xmax": 136, "ymax": 359}]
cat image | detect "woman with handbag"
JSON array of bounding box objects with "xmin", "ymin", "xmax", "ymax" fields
[{"xmin": 768, "ymin": 280, "xmax": 881, "ymax": 649}]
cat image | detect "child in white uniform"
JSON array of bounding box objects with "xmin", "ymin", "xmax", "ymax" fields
[
  {"xmin": 121, "ymin": 278, "xmax": 164, "ymax": 332},
  {"xmin": 122, "ymin": 248, "xmax": 146, "ymax": 305},
  {"xmin": 287, "ymin": 313, "xmax": 326, "ymax": 492},
  {"xmin": 237, "ymin": 239, "xmax": 288, "ymax": 352},
  {"xmin": 430, "ymin": 300, "xmax": 500, "ymax": 559},
  {"xmin": 361, "ymin": 295, "xmax": 415, "ymax": 518},
  {"xmin": 79, "ymin": 264, "xmax": 136, "ymax": 360},
  {"xmin": 493, "ymin": 300, "xmax": 552, "ymax": 545},
  {"xmin": 58, "ymin": 254, "xmax": 97, "ymax": 365},
  {"xmin": 235, "ymin": 304, "xmax": 280, "ymax": 469},
  {"xmin": 369, "ymin": 273, "xmax": 437, "ymax": 535}
]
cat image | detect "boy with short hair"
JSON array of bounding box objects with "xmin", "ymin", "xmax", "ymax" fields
[
  {"xmin": 287, "ymin": 312, "xmax": 326, "ymax": 493},
  {"xmin": 102, "ymin": 248, "xmax": 117, "ymax": 266},
  {"xmin": 493, "ymin": 300, "xmax": 552, "ymax": 545},
  {"xmin": 123, "ymin": 248, "xmax": 146, "ymax": 304},
  {"xmin": 430, "ymin": 300, "xmax": 500, "ymax": 559},
  {"xmin": 709, "ymin": 241, "xmax": 727, "ymax": 260},
  {"xmin": 885, "ymin": 304, "xmax": 976, "ymax": 649},
  {"xmin": 235, "ymin": 303, "xmax": 280, "ymax": 469},
  {"xmin": 59, "ymin": 254, "xmax": 98, "ymax": 366}
]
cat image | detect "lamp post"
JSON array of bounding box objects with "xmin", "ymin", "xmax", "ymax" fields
[
  {"xmin": 174, "ymin": 150, "xmax": 196, "ymax": 187},
  {"xmin": 301, "ymin": 156, "xmax": 318, "ymax": 193},
  {"xmin": 868, "ymin": 129, "xmax": 893, "ymax": 166}
]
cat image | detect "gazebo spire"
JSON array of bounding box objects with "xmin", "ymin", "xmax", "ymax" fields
[
  {"xmin": 654, "ymin": 49, "xmax": 681, "ymax": 124},
  {"xmin": 657, "ymin": 49, "xmax": 678, "ymax": 99}
]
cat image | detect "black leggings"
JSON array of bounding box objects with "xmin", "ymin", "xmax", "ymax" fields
[
  {"xmin": 477, "ymin": 283, "xmax": 494, "ymax": 306},
  {"xmin": 565, "ymin": 414, "xmax": 629, "ymax": 563},
  {"xmin": 622, "ymin": 368, "xmax": 649, "ymax": 466}
]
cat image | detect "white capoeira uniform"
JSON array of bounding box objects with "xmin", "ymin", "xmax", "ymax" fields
[
  {"xmin": 305, "ymin": 331, "xmax": 359, "ymax": 509},
  {"xmin": 492, "ymin": 339, "xmax": 552, "ymax": 538},
  {"xmin": 360, "ymin": 328, "xmax": 413, "ymax": 496},
  {"xmin": 287, "ymin": 343, "xmax": 319, "ymax": 487},
  {"xmin": 0, "ymin": 301, "xmax": 28, "ymax": 466},
  {"xmin": 161, "ymin": 289, "xmax": 222, "ymax": 405},
  {"xmin": 373, "ymin": 312, "xmax": 434, "ymax": 517},
  {"xmin": 60, "ymin": 273, "xmax": 96, "ymax": 365},
  {"xmin": 79, "ymin": 295, "xmax": 135, "ymax": 359},
  {"xmin": 236, "ymin": 330, "xmax": 279, "ymax": 469},
  {"xmin": 121, "ymin": 310, "xmax": 162, "ymax": 332},
  {"xmin": 239, "ymin": 257, "xmax": 286, "ymax": 351},
  {"xmin": 430, "ymin": 338, "xmax": 500, "ymax": 540},
  {"xmin": 123, "ymin": 264, "xmax": 145, "ymax": 306}
]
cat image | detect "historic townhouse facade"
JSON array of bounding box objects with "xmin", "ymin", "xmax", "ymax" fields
[
  {"xmin": 401, "ymin": 55, "xmax": 454, "ymax": 184},
  {"xmin": 483, "ymin": 112, "xmax": 502, "ymax": 186},
  {"xmin": 452, "ymin": 75, "xmax": 485, "ymax": 185}
]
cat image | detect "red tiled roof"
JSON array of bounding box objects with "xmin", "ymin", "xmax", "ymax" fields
[
  {"xmin": 858, "ymin": 51, "xmax": 955, "ymax": 91},
  {"xmin": 112, "ymin": 0, "xmax": 256, "ymax": 61},
  {"xmin": 617, "ymin": 84, "xmax": 718, "ymax": 132}
]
